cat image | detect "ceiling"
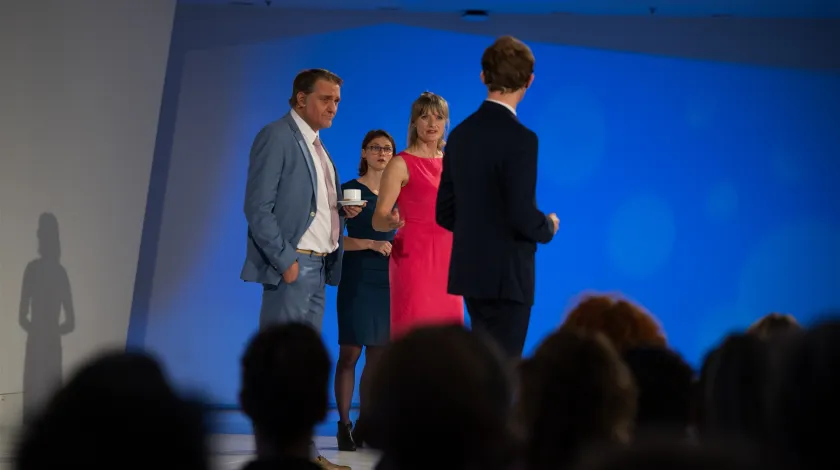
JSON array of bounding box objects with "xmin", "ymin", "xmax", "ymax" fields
[{"xmin": 177, "ymin": 0, "xmax": 839, "ymax": 18}]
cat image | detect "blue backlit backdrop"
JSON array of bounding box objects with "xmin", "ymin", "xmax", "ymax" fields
[{"xmin": 136, "ymin": 24, "xmax": 840, "ymax": 407}]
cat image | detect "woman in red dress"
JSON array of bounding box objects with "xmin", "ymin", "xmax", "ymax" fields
[{"xmin": 372, "ymin": 92, "xmax": 464, "ymax": 339}]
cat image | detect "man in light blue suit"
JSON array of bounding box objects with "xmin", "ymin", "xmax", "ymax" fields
[{"xmin": 241, "ymin": 68, "xmax": 362, "ymax": 470}]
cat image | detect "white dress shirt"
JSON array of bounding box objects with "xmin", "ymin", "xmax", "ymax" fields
[{"xmin": 291, "ymin": 110, "xmax": 339, "ymax": 254}]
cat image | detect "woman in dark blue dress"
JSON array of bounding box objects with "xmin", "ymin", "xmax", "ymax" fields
[{"xmin": 334, "ymin": 129, "xmax": 397, "ymax": 451}]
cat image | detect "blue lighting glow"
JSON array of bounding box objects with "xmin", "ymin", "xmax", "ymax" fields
[{"xmin": 135, "ymin": 24, "xmax": 840, "ymax": 407}]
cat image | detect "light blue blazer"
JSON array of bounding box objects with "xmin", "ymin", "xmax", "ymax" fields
[{"xmin": 241, "ymin": 112, "xmax": 345, "ymax": 286}]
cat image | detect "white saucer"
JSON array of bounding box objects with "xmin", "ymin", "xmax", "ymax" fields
[{"xmin": 338, "ymin": 200, "xmax": 365, "ymax": 206}]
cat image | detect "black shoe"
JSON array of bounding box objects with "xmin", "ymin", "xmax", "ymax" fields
[
  {"xmin": 351, "ymin": 419, "xmax": 367, "ymax": 448},
  {"xmin": 336, "ymin": 421, "xmax": 356, "ymax": 451}
]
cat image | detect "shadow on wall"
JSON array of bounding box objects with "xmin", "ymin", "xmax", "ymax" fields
[{"xmin": 18, "ymin": 212, "xmax": 75, "ymax": 423}]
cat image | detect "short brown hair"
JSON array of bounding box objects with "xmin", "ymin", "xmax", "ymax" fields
[
  {"xmin": 288, "ymin": 68, "xmax": 343, "ymax": 108},
  {"xmin": 481, "ymin": 36, "xmax": 534, "ymax": 93},
  {"xmin": 359, "ymin": 129, "xmax": 396, "ymax": 176},
  {"xmin": 560, "ymin": 293, "xmax": 666, "ymax": 352}
]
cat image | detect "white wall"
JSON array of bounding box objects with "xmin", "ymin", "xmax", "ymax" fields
[{"xmin": 0, "ymin": 0, "xmax": 176, "ymax": 418}]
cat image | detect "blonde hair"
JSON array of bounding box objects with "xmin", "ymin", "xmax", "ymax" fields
[{"xmin": 407, "ymin": 92, "xmax": 449, "ymax": 152}]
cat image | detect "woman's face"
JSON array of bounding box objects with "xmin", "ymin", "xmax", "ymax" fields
[
  {"xmin": 414, "ymin": 110, "xmax": 445, "ymax": 144},
  {"xmin": 362, "ymin": 136, "xmax": 394, "ymax": 172}
]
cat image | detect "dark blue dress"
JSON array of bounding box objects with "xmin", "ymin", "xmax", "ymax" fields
[{"xmin": 337, "ymin": 180, "xmax": 395, "ymax": 346}]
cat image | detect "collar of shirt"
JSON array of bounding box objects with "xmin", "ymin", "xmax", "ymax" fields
[
  {"xmin": 291, "ymin": 109, "xmax": 319, "ymax": 145},
  {"xmin": 485, "ymin": 99, "xmax": 516, "ymax": 116}
]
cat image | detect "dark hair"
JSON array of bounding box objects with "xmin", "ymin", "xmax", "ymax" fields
[
  {"xmin": 15, "ymin": 351, "xmax": 209, "ymax": 470},
  {"xmin": 769, "ymin": 319, "xmax": 840, "ymax": 470},
  {"xmin": 359, "ymin": 129, "xmax": 397, "ymax": 176},
  {"xmin": 368, "ymin": 326, "xmax": 513, "ymax": 470},
  {"xmin": 575, "ymin": 438, "xmax": 763, "ymax": 470},
  {"xmin": 288, "ymin": 68, "xmax": 343, "ymax": 108},
  {"xmin": 239, "ymin": 323, "xmax": 330, "ymax": 443},
  {"xmin": 519, "ymin": 329, "xmax": 637, "ymax": 470},
  {"xmin": 699, "ymin": 334, "xmax": 770, "ymax": 439},
  {"xmin": 481, "ymin": 36, "xmax": 535, "ymax": 93},
  {"xmin": 623, "ymin": 346, "xmax": 694, "ymax": 431},
  {"xmin": 746, "ymin": 312, "xmax": 800, "ymax": 339}
]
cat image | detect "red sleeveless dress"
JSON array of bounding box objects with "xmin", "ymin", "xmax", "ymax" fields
[{"xmin": 389, "ymin": 152, "xmax": 464, "ymax": 339}]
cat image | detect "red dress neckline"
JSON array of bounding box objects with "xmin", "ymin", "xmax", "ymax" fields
[{"xmin": 401, "ymin": 151, "xmax": 443, "ymax": 160}]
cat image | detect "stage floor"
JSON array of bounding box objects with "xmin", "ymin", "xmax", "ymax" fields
[
  {"xmin": 211, "ymin": 434, "xmax": 378, "ymax": 469},
  {"xmin": 0, "ymin": 410, "xmax": 378, "ymax": 469},
  {"xmin": 0, "ymin": 432, "xmax": 378, "ymax": 470}
]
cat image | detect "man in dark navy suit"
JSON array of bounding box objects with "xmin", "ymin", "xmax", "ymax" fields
[{"xmin": 436, "ymin": 36, "xmax": 559, "ymax": 359}]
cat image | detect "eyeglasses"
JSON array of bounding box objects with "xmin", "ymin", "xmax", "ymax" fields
[{"xmin": 366, "ymin": 145, "xmax": 394, "ymax": 155}]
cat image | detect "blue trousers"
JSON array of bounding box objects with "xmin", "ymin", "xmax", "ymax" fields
[
  {"xmin": 259, "ymin": 252, "xmax": 327, "ymax": 331},
  {"xmin": 258, "ymin": 251, "xmax": 328, "ymax": 459}
]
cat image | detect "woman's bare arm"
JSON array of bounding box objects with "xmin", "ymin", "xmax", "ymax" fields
[
  {"xmin": 372, "ymin": 156, "xmax": 408, "ymax": 232},
  {"xmin": 343, "ymin": 236, "xmax": 373, "ymax": 251}
]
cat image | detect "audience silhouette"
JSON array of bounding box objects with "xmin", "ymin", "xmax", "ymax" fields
[{"xmin": 12, "ymin": 295, "xmax": 839, "ymax": 470}]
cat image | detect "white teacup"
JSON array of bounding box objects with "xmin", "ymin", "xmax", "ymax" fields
[{"xmin": 343, "ymin": 189, "xmax": 361, "ymax": 201}]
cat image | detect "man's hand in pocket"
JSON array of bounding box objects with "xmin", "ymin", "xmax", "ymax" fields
[{"xmin": 282, "ymin": 261, "xmax": 299, "ymax": 284}]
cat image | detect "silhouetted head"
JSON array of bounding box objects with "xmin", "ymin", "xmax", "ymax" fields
[
  {"xmin": 519, "ymin": 328, "xmax": 637, "ymax": 470},
  {"xmin": 769, "ymin": 318, "xmax": 840, "ymax": 470},
  {"xmin": 623, "ymin": 346, "xmax": 695, "ymax": 433},
  {"xmin": 746, "ymin": 312, "xmax": 801, "ymax": 340},
  {"xmin": 36, "ymin": 212, "xmax": 60, "ymax": 259},
  {"xmin": 573, "ymin": 438, "xmax": 763, "ymax": 470},
  {"xmin": 15, "ymin": 351, "xmax": 208, "ymax": 470},
  {"xmin": 368, "ymin": 325, "xmax": 513, "ymax": 470},
  {"xmin": 698, "ymin": 334, "xmax": 771, "ymax": 441},
  {"xmin": 239, "ymin": 323, "xmax": 330, "ymax": 450}
]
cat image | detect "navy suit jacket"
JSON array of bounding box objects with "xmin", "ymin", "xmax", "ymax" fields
[
  {"xmin": 241, "ymin": 111, "xmax": 345, "ymax": 286},
  {"xmin": 436, "ymin": 101, "xmax": 553, "ymax": 305}
]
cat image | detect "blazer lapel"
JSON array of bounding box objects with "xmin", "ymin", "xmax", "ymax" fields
[{"xmin": 283, "ymin": 113, "xmax": 318, "ymax": 196}]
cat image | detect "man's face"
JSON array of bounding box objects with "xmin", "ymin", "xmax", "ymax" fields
[{"xmin": 300, "ymin": 79, "xmax": 341, "ymax": 131}]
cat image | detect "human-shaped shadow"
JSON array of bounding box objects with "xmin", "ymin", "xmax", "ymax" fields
[{"xmin": 19, "ymin": 212, "xmax": 75, "ymax": 422}]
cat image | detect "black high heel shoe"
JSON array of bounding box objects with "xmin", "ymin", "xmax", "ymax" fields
[
  {"xmin": 336, "ymin": 421, "xmax": 356, "ymax": 451},
  {"xmin": 352, "ymin": 419, "xmax": 367, "ymax": 448}
]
